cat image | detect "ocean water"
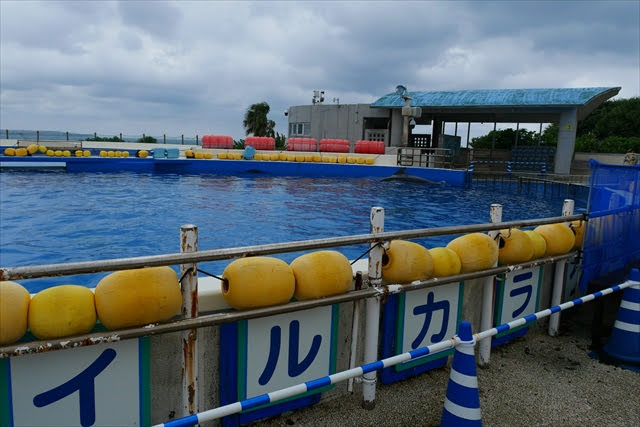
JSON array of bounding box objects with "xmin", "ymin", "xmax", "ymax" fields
[
  {"xmin": 0, "ymin": 170, "xmax": 585, "ymax": 292},
  {"xmin": 2, "ymin": 129, "xmax": 200, "ymax": 145}
]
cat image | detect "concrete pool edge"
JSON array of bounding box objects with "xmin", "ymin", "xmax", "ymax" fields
[{"xmin": 0, "ymin": 156, "xmax": 468, "ymax": 186}]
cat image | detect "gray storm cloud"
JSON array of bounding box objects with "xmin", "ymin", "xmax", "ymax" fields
[{"xmin": 1, "ymin": 0, "xmax": 638, "ymax": 138}]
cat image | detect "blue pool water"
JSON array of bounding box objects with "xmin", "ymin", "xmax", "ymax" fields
[{"xmin": 0, "ymin": 170, "xmax": 586, "ymax": 292}]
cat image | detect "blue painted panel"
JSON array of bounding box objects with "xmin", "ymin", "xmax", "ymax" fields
[{"xmin": 0, "ymin": 156, "xmax": 467, "ymax": 186}]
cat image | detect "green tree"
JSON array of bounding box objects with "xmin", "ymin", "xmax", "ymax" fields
[
  {"xmin": 470, "ymin": 128, "xmax": 540, "ymax": 149},
  {"xmin": 542, "ymin": 97, "xmax": 640, "ymax": 152},
  {"xmin": 86, "ymin": 135, "xmax": 123, "ymax": 142},
  {"xmin": 137, "ymin": 136, "xmax": 157, "ymax": 144},
  {"xmin": 275, "ymin": 132, "xmax": 287, "ymax": 150},
  {"xmin": 243, "ymin": 102, "xmax": 276, "ymax": 137}
]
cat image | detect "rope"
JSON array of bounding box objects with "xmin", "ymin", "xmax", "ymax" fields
[
  {"xmin": 350, "ymin": 242, "xmax": 383, "ymax": 265},
  {"xmin": 196, "ymin": 268, "xmax": 224, "ymax": 281}
]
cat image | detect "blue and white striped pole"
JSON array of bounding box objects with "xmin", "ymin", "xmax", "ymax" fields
[
  {"xmin": 154, "ymin": 275, "xmax": 639, "ymax": 427},
  {"xmin": 441, "ymin": 321, "xmax": 481, "ymax": 426},
  {"xmin": 540, "ymin": 162, "xmax": 547, "ymax": 175},
  {"xmin": 506, "ymin": 161, "xmax": 512, "ymax": 175}
]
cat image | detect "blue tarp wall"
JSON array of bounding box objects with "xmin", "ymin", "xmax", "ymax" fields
[{"xmin": 580, "ymin": 160, "xmax": 640, "ymax": 292}]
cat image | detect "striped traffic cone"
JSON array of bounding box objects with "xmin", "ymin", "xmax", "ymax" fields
[
  {"xmin": 603, "ymin": 269, "xmax": 640, "ymax": 364},
  {"xmin": 441, "ymin": 321, "xmax": 482, "ymax": 427}
]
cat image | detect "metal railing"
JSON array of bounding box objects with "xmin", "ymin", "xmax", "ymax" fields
[
  {"xmin": 397, "ymin": 147, "xmax": 453, "ymax": 168},
  {"xmin": 0, "ymin": 205, "xmax": 585, "ymax": 423},
  {"xmin": 2, "ymin": 130, "xmax": 202, "ymax": 146}
]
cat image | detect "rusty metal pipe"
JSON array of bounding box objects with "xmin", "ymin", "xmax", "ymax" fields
[
  {"xmin": 1, "ymin": 252, "xmax": 577, "ymax": 359},
  {"xmin": 1, "ymin": 215, "xmax": 584, "ymax": 281}
]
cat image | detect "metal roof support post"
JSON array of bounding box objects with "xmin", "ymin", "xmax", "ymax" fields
[
  {"xmin": 554, "ymin": 108, "xmax": 578, "ymax": 174},
  {"xmin": 454, "ymin": 122, "xmax": 458, "ymax": 137},
  {"xmin": 479, "ymin": 204, "xmax": 502, "ymax": 367},
  {"xmin": 538, "ymin": 123, "xmax": 543, "ymax": 146},
  {"xmin": 180, "ymin": 225, "xmax": 199, "ymax": 417},
  {"xmin": 515, "ymin": 122, "xmax": 520, "ymax": 147},
  {"xmin": 362, "ymin": 207, "xmax": 384, "ymax": 409},
  {"xmin": 467, "ymin": 122, "xmax": 471, "ymax": 148},
  {"xmin": 401, "ymin": 97, "xmax": 412, "ymax": 147},
  {"xmin": 549, "ymin": 200, "xmax": 574, "ymax": 336}
]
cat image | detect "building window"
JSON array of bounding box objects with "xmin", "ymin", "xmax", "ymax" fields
[{"xmin": 289, "ymin": 122, "xmax": 311, "ymax": 137}]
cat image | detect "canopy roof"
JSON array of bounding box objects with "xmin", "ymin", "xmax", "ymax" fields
[{"xmin": 371, "ymin": 87, "xmax": 621, "ymax": 123}]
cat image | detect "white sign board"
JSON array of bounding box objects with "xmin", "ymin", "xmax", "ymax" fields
[
  {"xmin": 242, "ymin": 305, "xmax": 336, "ymax": 399},
  {"xmin": 2, "ymin": 339, "xmax": 149, "ymax": 427},
  {"xmin": 496, "ymin": 266, "xmax": 542, "ymax": 325}
]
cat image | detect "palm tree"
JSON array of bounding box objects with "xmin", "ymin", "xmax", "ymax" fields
[{"xmin": 243, "ymin": 102, "xmax": 276, "ymax": 137}]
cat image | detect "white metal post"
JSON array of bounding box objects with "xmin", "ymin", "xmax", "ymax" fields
[
  {"xmin": 362, "ymin": 207, "xmax": 384, "ymax": 409},
  {"xmin": 180, "ymin": 225, "xmax": 199, "ymax": 416},
  {"xmin": 479, "ymin": 203, "xmax": 502, "ymax": 367},
  {"xmin": 549, "ymin": 199, "xmax": 574, "ymax": 336}
]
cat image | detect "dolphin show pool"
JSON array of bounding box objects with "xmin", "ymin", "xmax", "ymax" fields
[{"xmin": 0, "ymin": 169, "xmax": 585, "ymax": 292}]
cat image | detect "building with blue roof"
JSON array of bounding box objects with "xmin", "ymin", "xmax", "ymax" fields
[{"xmin": 286, "ymin": 86, "xmax": 621, "ymax": 174}]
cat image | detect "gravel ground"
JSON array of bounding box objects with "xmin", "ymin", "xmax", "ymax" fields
[{"xmin": 254, "ymin": 306, "xmax": 640, "ymax": 427}]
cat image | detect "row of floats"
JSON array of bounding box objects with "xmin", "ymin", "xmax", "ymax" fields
[
  {"xmin": 0, "ymin": 221, "xmax": 584, "ymax": 346},
  {"xmin": 193, "ymin": 149, "xmax": 377, "ymax": 164},
  {"xmin": 202, "ymin": 135, "xmax": 386, "ymax": 154},
  {"xmin": 2, "ymin": 144, "xmax": 150, "ymax": 159},
  {"xmin": 4, "ymin": 144, "xmax": 91, "ymax": 158}
]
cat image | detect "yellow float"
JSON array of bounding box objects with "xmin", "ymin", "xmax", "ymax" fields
[
  {"xmin": 356, "ymin": 157, "xmax": 365, "ymax": 164},
  {"xmin": 185, "ymin": 149, "xmax": 194, "ymax": 158},
  {"xmin": 121, "ymin": 151, "xmax": 128, "ymax": 158},
  {"xmin": 195, "ymin": 151, "xmax": 204, "ymax": 159},
  {"xmin": 46, "ymin": 149, "xmax": 55, "ymax": 156},
  {"xmin": 75, "ymin": 150, "xmax": 84, "ymax": 157},
  {"xmin": 313, "ymin": 154, "xmax": 322, "ymax": 162},
  {"xmin": 295, "ymin": 154, "xmax": 305, "ymax": 162},
  {"xmin": 286, "ymin": 154, "xmax": 295, "ymax": 161},
  {"xmin": 138, "ymin": 150, "xmax": 149, "ymax": 158},
  {"xmin": 27, "ymin": 144, "xmax": 39, "ymax": 154},
  {"xmin": 95, "ymin": 266, "xmax": 181, "ymax": 330},
  {"xmin": 271, "ymin": 153, "xmax": 280, "ymax": 161},
  {"xmin": 0, "ymin": 281, "xmax": 30, "ymax": 345},
  {"xmin": 338, "ymin": 155, "xmax": 347, "ymax": 164},
  {"xmin": 291, "ymin": 251, "xmax": 353, "ymax": 300},
  {"xmin": 279, "ymin": 153, "xmax": 287, "ymax": 161},
  {"xmin": 100, "ymin": 150, "xmax": 108, "ymax": 157},
  {"xmin": 382, "ymin": 240, "xmax": 433, "ymax": 283},
  {"xmin": 254, "ymin": 153, "xmax": 262, "ymax": 160},
  {"xmin": 28, "ymin": 285, "xmax": 96, "ymax": 340},
  {"xmin": 222, "ymin": 257, "xmax": 295, "ymax": 309},
  {"xmin": 365, "ymin": 158, "xmax": 375, "ymax": 165},
  {"xmin": 55, "ymin": 150, "xmax": 64, "ymax": 157},
  {"xmin": 38, "ymin": 145, "xmax": 48, "ymax": 153},
  {"xmin": 62, "ymin": 150, "xmax": 71, "ymax": 157},
  {"xmin": 107, "ymin": 151, "xmax": 115, "ymax": 157},
  {"xmin": 524, "ymin": 230, "xmax": 547, "ymax": 259},
  {"xmin": 16, "ymin": 148, "xmax": 28, "ymax": 157},
  {"xmin": 447, "ymin": 233, "xmax": 499, "ymax": 273},
  {"xmin": 305, "ymin": 155, "xmax": 313, "ymax": 162},
  {"xmin": 217, "ymin": 153, "xmax": 228, "ymax": 159},
  {"xmin": 533, "ymin": 223, "xmax": 575, "ymax": 256},
  {"xmin": 204, "ymin": 152, "xmax": 213, "ymax": 159},
  {"xmin": 570, "ymin": 220, "xmax": 585, "ymax": 249},
  {"xmin": 498, "ymin": 228, "xmax": 534, "ymax": 265},
  {"xmin": 347, "ymin": 156, "xmax": 356, "ymax": 164},
  {"xmin": 429, "ymin": 247, "xmax": 462, "ymax": 277},
  {"xmin": 3, "ymin": 147, "xmax": 16, "ymax": 156},
  {"xmin": 115, "ymin": 151, "xmax": 122, "ymax": 157}
]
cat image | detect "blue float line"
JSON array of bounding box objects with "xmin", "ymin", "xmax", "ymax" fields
[{"xmin": 153, "ymin": 277, "xmax": 638, "ymax": 427}]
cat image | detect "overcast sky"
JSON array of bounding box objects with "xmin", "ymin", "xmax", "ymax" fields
[{"xmin": 1, "ymin": 0, "xmax": 638, "ymax": 140}]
